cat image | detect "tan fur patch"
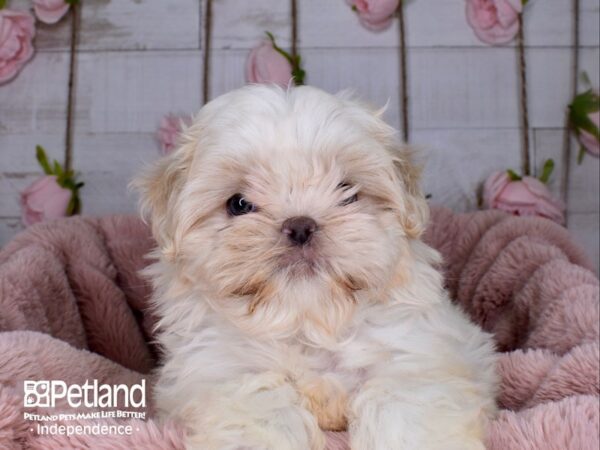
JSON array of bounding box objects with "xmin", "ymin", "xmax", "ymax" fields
[
  {"xmin": 246, "ymin": 282, "xmax": 276, "ymax": 315},
  {"xmin": 297, "ymin": 378, "xmax": 348, "ymax": 431}
]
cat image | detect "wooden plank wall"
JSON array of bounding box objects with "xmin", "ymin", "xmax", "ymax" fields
[{"xmin": 0, "ymin": 0, "xmax": 599, "ymax": 271}]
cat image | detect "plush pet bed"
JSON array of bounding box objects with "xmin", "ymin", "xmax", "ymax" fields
[{"xmin": 0, "ymin": 207, "xmax": 598, "ymax": 449}]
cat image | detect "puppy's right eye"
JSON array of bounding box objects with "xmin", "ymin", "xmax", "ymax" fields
[
  {"xmin": 227, "ymin": 194, "xmax": 256, "ymax": 216},
  {"xmin": 337, "ymin": 182, "xmax": 358, "ymax": 206}
]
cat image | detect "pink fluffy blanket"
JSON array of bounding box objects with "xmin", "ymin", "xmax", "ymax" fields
[{"xmin": 0, "ymin": 207, "xmax": 598, "ymax": 449}]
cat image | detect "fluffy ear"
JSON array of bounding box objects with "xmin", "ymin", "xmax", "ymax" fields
[
  {"xmin": 131, "ymin": 144, "xmax": 193, "ymax": 258},
  {"xmin": 387, "ymin": 143, "xmax": 429, "ymax": 239},
  {"xmin": 336, "ymin": 92, "xmax": 428, "ymax": 238}
]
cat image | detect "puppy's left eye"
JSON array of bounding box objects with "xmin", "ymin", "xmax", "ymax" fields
[
  {"xmin": 227, "ymin": 193, "xmax": 256, "ymax": 216},
  {"xmin": 338, "ymin": 183, "xmax": 358, "ymax": 206}
]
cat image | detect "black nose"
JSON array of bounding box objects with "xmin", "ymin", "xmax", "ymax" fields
[{"xmin": 282, "ymin": 216, "xmax": 317, "ymax": 246}]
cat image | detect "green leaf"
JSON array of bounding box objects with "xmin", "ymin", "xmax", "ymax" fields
[
  {"xmin": 65, "ymin": 0, "xmax": 79, "ymax": 5},
  {"xmin": 507, "ymin": 169, "xmax": 522, "ymax": 181},
  {"xmin": 577, "ymin": 146, "xmax": 586, "ymax": 165},
  {"xmin": 53, "ymin": 160, "xmax": 64, "ymax": 179},
  {"xmin": 292, "ymin": 67, "xmax": 306, "ymax": 85},
  {"xmin": 62, "ymin": 178, "xmax": 75, "ymax": 190},
  {"xmin": 522, "ymin": 0, "xmax": 528, "ymax": 5},
  {"xmin": 569, "ymin": 89, "xmax": 600, "ymax": 137},
  {"xmin": 538, "ymin": 159, "xmax": 555, "ymax": 184},
  {"xmin": 35, "ymin": 146, "xmax": 53, "ymax": 175},
  {"xmin": 0, "ymin": 0, "xmax": 7, "ymax": 10}
]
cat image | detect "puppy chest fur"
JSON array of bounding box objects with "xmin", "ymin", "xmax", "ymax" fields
[
  {"xmin": 277, "ymin": 346, "xmax": 355, "ymax": 432},
  {"xmin": 297, "ymin": 377, "xmax": 348, "ymax": 431}
]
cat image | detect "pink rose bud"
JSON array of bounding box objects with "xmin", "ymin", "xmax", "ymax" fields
[
  {"xmin": 20, "ymin": 175, "xmax": 72, "ymax": 226},
  {"xmin": 157, "ymin": 114, "xmax": 192, "ymax": 155},
  {"xmin": 466, "ymin": 0, "xmax": 522, "ymax": 45},
  {"xmin": 578, "ymin": 110, "xmax": 600, "ymax": 157},
  {"xmin": 32, "ymin": 0, "xmax": 70, "ymax": 25},
  {"xmin": 0, "ymin": 9, "xmax": 35, "ymax": 85},
  {"xmin": 483, "ymin": 171, "xmax": 565, "ymax": 224},
  {"xmin": 348, "ymin": 0, "xmax": 400, "ymax": 31},
  {"xmin": 245, "ymin": 40, "xmax": 293, "ymax": 87}
]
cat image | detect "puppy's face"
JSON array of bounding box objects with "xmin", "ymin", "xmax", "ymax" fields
[{"xmin": 136, "ymin": 86, "xmax": 427, "ymax": 337}]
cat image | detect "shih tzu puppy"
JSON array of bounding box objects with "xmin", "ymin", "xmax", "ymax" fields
[{"xmin": 134, "ymin": 85, "xmax": 497, "ymax": 450}]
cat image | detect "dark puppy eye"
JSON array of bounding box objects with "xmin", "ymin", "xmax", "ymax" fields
[
  {"xmin": 227, "ymin": 193, "xmax": 256, "ymax": 216},
  {"xmin": 338, "ymin": 183, "xmax": 358, "ymax": 206}
]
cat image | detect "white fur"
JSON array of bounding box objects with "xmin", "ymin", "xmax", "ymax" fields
[{"xmin": 134, "ymin": 85, "xmax": 498, "ymax": 450}]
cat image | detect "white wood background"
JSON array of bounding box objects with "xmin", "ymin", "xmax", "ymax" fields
[{"xmin": 0, "ymin": 0, "xmax": 599, "ymax": 271}]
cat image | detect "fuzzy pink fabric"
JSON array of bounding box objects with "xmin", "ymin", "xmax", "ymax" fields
[{"xmin": 0, "ymin": 208, "xmax": 598, "ymax": 449}]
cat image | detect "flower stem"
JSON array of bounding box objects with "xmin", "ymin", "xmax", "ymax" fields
[
  {"xmin": 561, "ymin": 0, "xmax": 580, "ymax": 224},
  {"xmin": 203, "ymin": 0, "xmax": 213, "ymax": 104},
  {"xmin": 291, "ymin": 0, "xmax": 298, "ymax": 64},
  {"xmin": 517, "ymin": 13, "xmax": 530, "ymax": 176},
  {"xmin": 64, "ymin": 2, "xmax": 80, "ymax": 172},
  {"xmin": 397, "ymin": 1, "xmax": 409, "ymax": 142}
]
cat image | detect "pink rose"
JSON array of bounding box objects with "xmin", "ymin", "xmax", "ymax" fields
[
  {"xmin": 21, "ymin": 175, "xmax": 72, "ymax": 226},
  {"xmin": 483, "ymin": 171, "xmax": 565, "ymax": 224},
  {"xmin": 32, "ymin": 0, "xmax": 70, "ymax": 25},
  {"xmin": 578, "ymin": 110, "xmax": 599, "ymax": 157},
  {"xmin": 348, "ymin": 0, "xmax": 400, "ymax": 31},
  {"xmin": 157, "ymin": 114, "xmax": 192, "ymax": 155},
  {"xmin": 0, "ymin": 9, "xmax": 35, "ymax": 85},
  {"xmin": 466, "ymin": 0, "xmax": 522, "ymax": 45},
  {"xmin": 245, "ymin": 40, "xmax": 293, "ymax": 87}
]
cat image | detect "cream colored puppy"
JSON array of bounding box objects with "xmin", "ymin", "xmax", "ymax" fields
[{"xmin": 134, "ymin": 85, "xmax": 497, "ymax": 450}]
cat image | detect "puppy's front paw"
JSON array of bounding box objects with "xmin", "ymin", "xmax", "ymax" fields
[
  {"xmin": 351, "ymin": 424, "xmax": 485, "ymax": 450},
  {"xmin": 181, "ymin": 373, "xmax": 326, "ymax": 450},
  {"xmin": 349, "ymin": 393, "xmax": 488, "ymax": 450}
]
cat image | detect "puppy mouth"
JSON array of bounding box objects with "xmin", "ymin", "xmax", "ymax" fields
[{"xmin": 279, "ymin": 246, "xmax": 319, "ymax": 275}]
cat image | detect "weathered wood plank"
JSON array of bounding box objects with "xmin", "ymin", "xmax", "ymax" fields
[
  {"xmin": 415, "ymin": 128, "xmax": 522, "ymax": 212},
  {"xmin": 0, "ymin": 52, "xmax": 69, "ymax": 134},
  {"xmin": 0, "ymin": 134, "xmax": 65, "ymax": 172},
  {"xmin": 298, "ymin": 0, "xmax": 399, "ymax": 49},
  {"xmin": 77, "ymin": 0, "xmax": 201, "ymax": 51},
  {"xmin": 73, "ymin": 132, "xmax": 158, "ymax": 215},
  {"xmin": 11, "ymin": 0, "xmax": 201, "ymax": 52},
  {"xmin": 209, "ymin": 50, "xmax": 247, "ymax": 100},
  {"xmin": 299, "ymin": 0, "xmax": 599, "ymax": 48},
  {"xmin": 212, "ymin": 0, "xmax": 291, "ymax": 50},
  {"xmin": 210, "ymin": 49, "xmax": 402, "ymax": 126},
  {"xmin": 11, "ymin": 0, "xmax": 600, "ymax": 52},
  {"xmin": 528, "ymin": 47, "xmax": 599, "ymax": 129},
  {"xmin": 74, "ymin": 51, "xmax": 203, "ymax": 134},
  {"xmin": 408, "ymin": 47, "xmax": 598, "ymax": 130},
  {"xmin": 211, "ymin": 46, "xmax": 599, "ymax": 132},
  {"xmin": 299, "ymin": 48, "xmax": 401, "ymax": 126}
]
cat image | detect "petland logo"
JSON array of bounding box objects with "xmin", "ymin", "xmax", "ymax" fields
[{"xmin": 24, "ymin": 379, "xmax": 146, "ymax": 409}]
